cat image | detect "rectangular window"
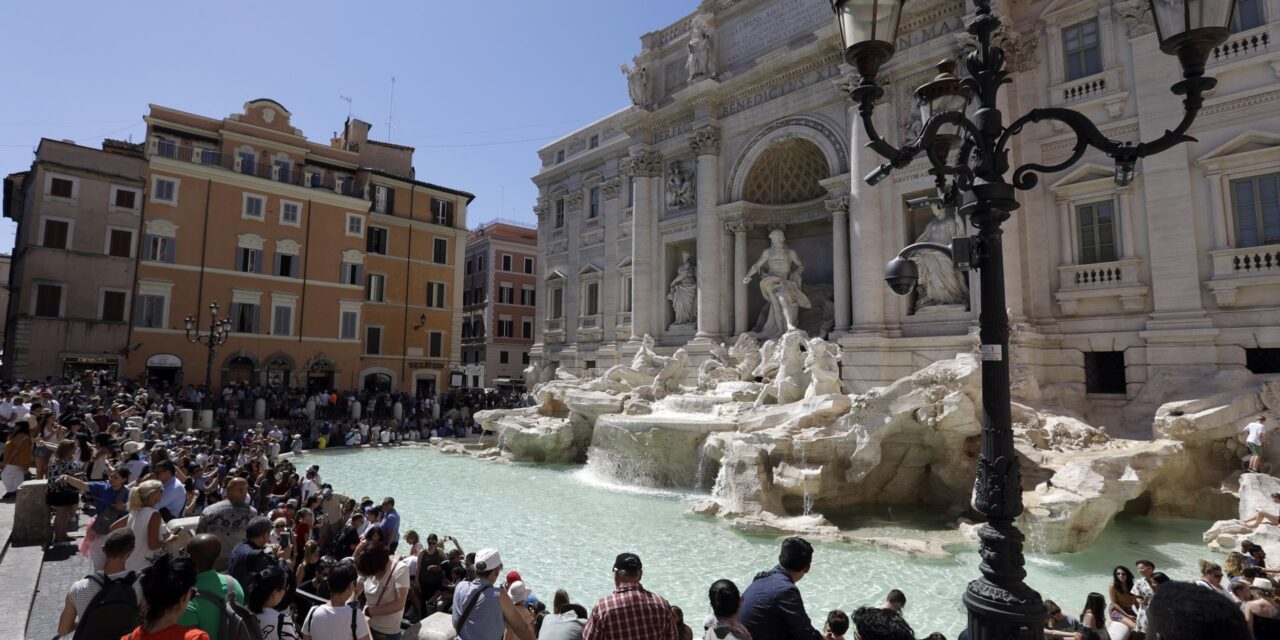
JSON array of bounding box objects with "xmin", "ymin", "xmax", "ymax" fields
[
  {"xmin": 501, "ymin": 319, "xmax": 514, "ymax": 337},
  {"xmin": 200, "ymin": 148, "xmax": 219, "ymax": 165},
  {"xmin": 432, "ymin": 198, "xmax": 455, "ymax": 227},
  {"xmin": 1233, "ymin": 0, "xmax": 1265, "ymax": 32},
  {"xmin": 276, "ymin": 254, "xmax": 298, "ymax": 278},
  {"xmin": 520, "ymin": 288, "xmax": 534, "ymax": 306},
  {"xmin": 49, "ymin": 177, "xmax": 74, "ymax": 199},
  {"xmin": 427, "ymin": 282, "xmax": 446, "ymax": 308},
  {"xmin": 272, "ymin": 305, "xmax": 293, "ymax": 336},
  {"xmin": 1085, "ymin": 351, "xmax": 1127, "ymax": 394},
  {"xmin": 1062, "ymin": 19, "xmax": 1102, "ymax": 80},
  {"xmin": 585, "ymin": 360, "xmax": 596, "ymax": 370},
  {"xmin": 340, "ymin": 310, "xmax": 359, "ymax": 340},
  {"xmin": 466, "ymin": 259, "xmax": 473, "ymax": 275},
  {"xmin": 429, "ymin": 332, "xmax": 444, "ymax": 358},
  {"xmin": 556, "ymin": 149, "xmax": 565, "ymax": 164},
  {"xmin": 555, "ymin": 199, "xmax": 565, "ymax": 228},
  {"xmin": 500, "ymin": 351, "xmax": 509, "ymax": 364},
  {"xmin": 474, "ymin": 287, "xmax": 484, "ymax": 303},
  {"xmin": 341, "ymin": 261, "xmax": 363, "ymax": 285},
  {"xmin": 585, "ymin": 282, "xmax": 600, "ymax": 316},
  {"xmin": 433, "ymin": 238, "xmax": 448, "ymax": 264},
  {"xmin": 366, "ymin": 327, "xmax": 383, "ymax": 355},
  {"xmin": 551, "ymin": 288, "xmax": 564, "ymax": 319},
  {"xmin": 274, "ymin": 159, "xmax": 292, "ymax": 183},
  {"xmin": 477, "ymin": 255, "xmax": 485, "ymax": 271},
  {"xmin": 524, "ymin": 257, "xmax": 534, "ymax": 274},
  {"xmin": 1246, "ymin": 348, "xmax": 1280, "ymax": 374},
  {"xmin": 238, "ymin": 151, "xmax": 256, "ymax": 176},
  {"xmin": 134, "ymin": 294, "xmax": 165, "ymax": 328},
  {"xmin": 145, "ymin": 235, "xmax": 175, "ymax": 263},
  {"xmin": 1231, "ymin": 173, "xmax": 1280, "ymax": 248},
  {"xmin": 463, "ymin": 290, "xmax": 472, "ymax": 306},
  {"xmin": 243, "ymin": 195, "xmax": 265, "ymax": 220},
  {"xmin": 281, "ymin": 202, "xmax": 301, "ymax": 225},
  {"xmin": 502, "ymin": 254, "xmax": 512, "ymax": 271},
  {"xmin": 522, "ymin": 352, "xmax": 530, "ymax": 365},
  {"xmin": 155, "ymin": 138, "xmax": 177, "ymax": 158},
  {"xmin": 366, "ymin": 273, "xmax": 386, "ymax": 302},
  {"xmin": 1076, "ymin": 201, "xmax": 1118, "ymax": 264},
  {"xmin": 622, "ymin": 276, "xmax": 634, "ymax": 312},
  {"xmin": 231, "ymin": 303, "xmax": 260, "ymax": 333},
  {"xmin": 101, "ymin": 290, "xmax": 127, "ymax": 322},
  {"xmin": 373, "ymin": 185, "xmax": 393, "ymax": 214},
  {"xmin": 153, "ymin": 178, "xmax": 177, "ymax": 203},
  {"xmin": 589, "ymin": 186, "xmax": 601, "ymax": 219},
  {"xmin": 589, "ymin": 135, "xmax": 599, "ymax": 149},
  {"xmin": 113, "ymin": 188, "xmax": 137, "ymax": 209},
  {"xmin": 42, "ymin": 219, "xmax": 69, "ymax": 249},
  {"xmin": 522, "ymin": 319, "xmax": 533, "ymax": 339},
  {"xmin": 107, "ymin": 229, "xmax": 133, "ymax": 258},
  {"xmin": 367, "ymin": 227, "xmax": 389, "ymax": 255},
  {"xmin": 346, "ymin": 214, "xmax": 364, "ymax": 237},
  {"xmin": 34, "ymin": 284, "xmax": 63, "ymax": 318},
  {"xmin": 499, "ymin": 286, "xmax": 514, "ymax": 304},
  {"xmin": 236, "ymin": 248, "xmax": 262, "ymax": 273},
  {"xmin": 336, "ymin": 175, "xmax": 353, "ymax": 196}
]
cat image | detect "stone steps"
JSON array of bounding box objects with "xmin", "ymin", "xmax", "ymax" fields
[{"xmin": 0, "ymin": 498, "xmax": 43, "ymax": 640}]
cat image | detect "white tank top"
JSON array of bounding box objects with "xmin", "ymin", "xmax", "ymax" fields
[{"xmin": 125, "ymin": 506, "xmax": 158, "ymax": 572}]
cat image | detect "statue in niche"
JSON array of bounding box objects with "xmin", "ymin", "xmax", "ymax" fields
[
  {"xmin": 743, "ymin": 228, "xmax": 811, "ymax": 340},
  {"xmin": 687, "ymin": 14, "xmax": 715, "ymax": 81},
  {"xmin": 912, "ymin": 206, "xmax": 970, "ymax": 310},
  {"xmin": 666, "ymin": 161, "xmax": 695, "ymax": 209},
  {"xmin": 621, "ymin": 62, "xmax": 648, "ymax": 107},
  {"xmin": 667, "ymin": 250, "xmax": 697, "ymax": 328}
]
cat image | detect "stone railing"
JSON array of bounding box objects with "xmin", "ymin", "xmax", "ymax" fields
[
  {"xmin": 580, "ymin": 315, "xmax": 600, "ymax": 329},
  {"xmin": 1208, "ymin": 243, "xmax": 1280, "ymax": 307},
  {"xmin": 1055, "ymin": 257, "xmax": 1148, "ymax": 315},
  {"xmin": 616, "ymin": 311, "xmax": 632, "ymax": 326},
  {"xmin": 1049, "ymin": 67, "xmax": 1127, "ymax": 119},
  {"xmin": 1211, "ymin": 26, "xmax": 1271, "ymax": 66},
  {"xmin": 546, "ymin": 318, "xmax": 563, "ymax": 332}
]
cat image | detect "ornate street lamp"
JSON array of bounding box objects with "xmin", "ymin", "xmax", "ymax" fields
[
  {"xmin": 185, "ymin": 301, "xmax": 232, "ymax": 409},
  {"xmin": 831, "ymin": 0, "xmax": 1232, "ymax": 638}
]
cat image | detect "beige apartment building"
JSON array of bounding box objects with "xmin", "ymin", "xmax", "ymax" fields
[
  {"xmin": 2, "ymin": 139, "xmax": 147, "ymax": 380},
  {"xmin": 461, "ymin": 221, "xmax": 538, "ymax": 389}
]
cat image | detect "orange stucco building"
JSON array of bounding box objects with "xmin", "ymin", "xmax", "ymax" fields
[{"xmin": 128, "ymin": 99, "xmax": 471, "ymax": 396}]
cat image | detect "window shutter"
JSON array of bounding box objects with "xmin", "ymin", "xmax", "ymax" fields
[
  {"xmin": 386, "ymin": 188, "xmax": 396, "ymax": 216},
  {"xmin": 164, "ymin": 238, "xmax": 176, "ymax": 263},
  {"xmin": 252, "ymin": 305, "xmax": 261, "ymax": 333},
  {"xmin": 274, "ymin": 253, "xmax": 282, "ymax": 277},
  {"xmin": 254, "ymin": 251, "xmax": 263, "ymax": 274},
  {"xmin": 235, "ymin": 248, "xmax": 246, "ymax": 271},
  {"xmin": 291, "ymin": 256, "xmax": 300, "ymax": 278},
  {"xmin": 134, "ymin": 296, "xmax": 145, "ymax": 326}
]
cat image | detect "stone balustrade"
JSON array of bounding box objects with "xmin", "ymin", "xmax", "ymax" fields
[
  {"xmin": 1208, "ymin": 243, "xmax": 1280, "ymax": 307},
  {"xmin": 1055, "ymin": 257, "xmax": 1148, "ymax": 316}
]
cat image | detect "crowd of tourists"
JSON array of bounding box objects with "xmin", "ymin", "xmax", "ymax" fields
[{"xmin": 0, "ymin": 371, "xmax": 1275, "ymax": 640}]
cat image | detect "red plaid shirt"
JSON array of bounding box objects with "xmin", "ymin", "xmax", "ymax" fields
[{"xmin": 583, "ymin": 582, "xmax": 678, "ymax": 640}]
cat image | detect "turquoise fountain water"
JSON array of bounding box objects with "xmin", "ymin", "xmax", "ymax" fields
[{"xmin": 316, "ymin": 447, "xmax": 1214, "ymax": 637}]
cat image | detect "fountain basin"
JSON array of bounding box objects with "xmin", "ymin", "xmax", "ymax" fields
[{"xmin": 590, "ymin": 413, "xmax": 739, "ymax": 487}]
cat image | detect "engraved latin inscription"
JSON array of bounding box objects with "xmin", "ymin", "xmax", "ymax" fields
[{"xmin": 720, "ymin": 0, "xmax": 830, "ymax": 67}]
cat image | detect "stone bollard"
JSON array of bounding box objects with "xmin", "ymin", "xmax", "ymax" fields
[
  {"xmin": 393, "ymin": 401, "xmax": 403, "ymax": 421},
  {"xmin": 432, "ymin": 403, "xmax": 440, "ymax": 419},
  {"xmin": 125, "ymin": 426, "xmax": 142, "ymax": 442},
  {"xmin": 351, "ymin": 400, "xmax": 362, "ymax": 421},
  {"xmin": 417, "ymin": 612, "xmax": 455, "ymax": 640},
  {"xmin": 14, "ymin": 479, "xmax": 50, "ymax": 545},
  {"xmin": 369, "ymin": 426, "xmax": 380, "ymax": 446},
  {"xmin": 199, "ymin": 409, "xmax": 214, "ymax": 431},
  {"xmin": 164, "ymin": 516, "xmax": 201, "ymax": 556},
  {"xmin": 177, "ymin": 408, "xmax": 193, "ymax": 431},
  {"xmin": 254, "ymin": 398, "xmax": 267, "ymax": 421},
  {"xmin": 306, "ymin": 397, "xmax": 316, "ymax": 421}
]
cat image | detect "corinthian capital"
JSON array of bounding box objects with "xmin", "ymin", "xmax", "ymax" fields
[
  {"xmin": 689, "ymin": 126, "xmax": 721, "ymax": 156},
  {"xmin": 621, "ymin": 152, "xmax": 663, "ymax": 178},
  {"xmin": 602, "ymin": 177, "xmax": 622, "ymax": 200},
  {"xmin": 824, "ymin": 196, "xmax": 850, "ymax": 214}
]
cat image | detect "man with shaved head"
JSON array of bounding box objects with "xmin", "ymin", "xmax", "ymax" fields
[
  {"xmin": 197, "ymin": 475, "xmax": 257, "ymax": 571},
  {"xmin": 179, "ymin": 534, "xmax": 245, "ymax": 640}
]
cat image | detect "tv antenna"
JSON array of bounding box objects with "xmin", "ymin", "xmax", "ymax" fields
[
  {"xmin": 386, "ymin": 76, "xmax": 396, "ymax": 141},
  {"xmin": 339, "ymin": 95, "xmax": 353, "ymax": 120}
]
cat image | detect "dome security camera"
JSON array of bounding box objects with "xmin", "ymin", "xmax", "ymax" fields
[{"xmin": 884, "ymin": 257, "xmax": 919, "ymax": 296}]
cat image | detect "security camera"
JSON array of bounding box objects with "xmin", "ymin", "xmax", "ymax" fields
[
  {"xmin": 864, "ymin": 164, "xmax": 892, "ymax": 186},
  {"xmin": 905, "ymin": 195, "xmax": 938, "ymax": 211},
  {"xmin": 884, "ymin": 257, "xmax": 919, "ymax": 296}
]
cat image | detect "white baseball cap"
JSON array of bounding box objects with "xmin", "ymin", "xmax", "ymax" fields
[{"xmin": 474, "ymin": 548, "xmax": 503, "ymax": 573}]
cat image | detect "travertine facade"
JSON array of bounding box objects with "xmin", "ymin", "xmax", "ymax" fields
[
  {"xmin": 461, "ymin": 221, "xmax": 538, "ymax": 389},
  {"xmin": 532, "ymin": 0, "xmax": 1280, "ymax": 430}
]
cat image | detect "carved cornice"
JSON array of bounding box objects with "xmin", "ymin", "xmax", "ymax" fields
[
  {"xmin": 724, "ymin": 220, "xmax": 753, "ymax": 234},
  {"xmin": 621, "ymin": 153, "xmax": 663, "ymax": 178},
  {"xmin": 689, "ymin": 126, "xmax": 721, "ymax": 156},
  {"xmin": 1114, "ymin": 0, "xmax": 1155, "ymax": 37},
  {"xmin": 602, "ymin": 177, "xmax": 622, "ymax": 200}
]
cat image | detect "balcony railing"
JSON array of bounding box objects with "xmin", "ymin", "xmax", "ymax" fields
[
  {"xmin": 616, "ymin": 311, "xmax": 632, "ymax": 326},
  {"xmin": 150, "ymin": 140, "xmax": 365, "ymax": 197},
  {"xmin": 1211, "ymin": 30, "xmax": 1270, "ymax": 65},
  {"xmin": 1208, "ymin": 243, "xmax": 1280, "ymax": 308},
  {"xmin": 1055, "ymin": 258, "xmax": 1148, "ymax": 315},
  {"xmin": 546, "ymin": 318, "xmax": 563, "ymax": 332}
]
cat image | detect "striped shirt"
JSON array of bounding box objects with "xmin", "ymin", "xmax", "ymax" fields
[
  {"xmin": 583, "ymin": 583, "xmax": 677, "ymax": 640},
  {"xmin": 453, "ymin": 578, "xmax": 505, "ymax": 640}
]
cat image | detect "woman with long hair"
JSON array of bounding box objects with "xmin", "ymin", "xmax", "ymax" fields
[
  {"xmin": 247, "ymin": 564, "xmax": 296, "ymax": 640},
  {"xmin": 1080, "ymin": 592, "xmax": 1109, "ymax": 638},
  {"xmin": 1, "ymin": 420, "xmax": 33, "ymax": 497},
  {"xmin": 33, "ymin": 411, "xmax": 63, "ymax": 479},
  {"xmin": 1196, "ymin": 560, "xmax": 1233, "ymax": 601},
  {"xmin": 123, "ymin": 551, "xmax": 208, "ymax": 640},
  {"xmin": 355, "ymin": 542, "xmax": 410, "ymax": 640},
  {"xmin": 1225, "ymin": 551, "xmax": 1249, "ymax": 579},
  {"xmin": 113, "ymin": 479, "xmax": 171, "ymax": 572},
  {"xmin": 1108, "ymin": 565, "xmax": 1139, "ymax": 634},
  {"xmin": 46, "ymin": 440, "xmax": 84, "ymax": 543}
]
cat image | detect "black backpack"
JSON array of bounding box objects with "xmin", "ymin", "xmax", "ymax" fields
[
  {"xmin": 73, "ymin": 572, "xmax": 140, "ymax": 640},
  {"xmin": 193, "ymin": 574, "xmax": 264, "ymax": 640}
]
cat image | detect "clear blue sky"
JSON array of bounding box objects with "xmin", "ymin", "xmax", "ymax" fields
[{"xmin": 0, "ymin": 0, "xmax": 696, "ymax": 250}]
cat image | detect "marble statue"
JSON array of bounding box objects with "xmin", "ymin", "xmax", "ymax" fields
[
  {"xmin": 687, "ymin": 14, "xmax": 715, "ymax": 80},
  {"xmin": 622, "ymin": 62, "xmax": 648, "ymax": 107},
  {"xmin": 651, "ymin": 348, "xmax": 690, "ymax": 396},
  {"xmin": 912, "ymin": 207, "xmax": 969, "ymax": 309},
  {"xmin": 590, "ymin": 334, "xmax": 661, "ymax": 392},
  {"xmin": 523, "ymin": 361, "xmax": 542, "ymax": 388},
  {"xmin": 743, "ymin": 229, "xmax": 811, "ymax": 340},
  {"xmin": 699, "ymin": 333, "xmax": 762, "ymax": 390},
  {"xmin": 666, "ymin": 161, "xmax": 695, "ymax": 209},
  {"xmin": 754, "ymin": 330, "xmax": 807, "ymax": 407},
  {"xmin": 804, "ymin": 337, "xmax": 842, "ymax": 398},
  {"xmin": 667, "ymin": 250, "xmax": 697, "ymax": 328}
]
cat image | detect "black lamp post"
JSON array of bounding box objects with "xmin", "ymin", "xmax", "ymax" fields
[
  {"xmin": 185, "ymin": 302, "xmax": 232, "ymax": 410},
  {"xmin": 830, "ymin": 0, "xmax": 1233, "ymax": 638}
]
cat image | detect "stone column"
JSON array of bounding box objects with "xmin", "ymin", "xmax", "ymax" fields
[
  {"xmin": 730, "ymin": 222, "xmax": 750, "ymax": 335},
  {"xmin": 1058, "ymin": 201, "xmax": 1074, "ymax": 265},
  {"xmin": 691, "ymin": 126, "xmax": 722, "ymax": 340},
  {"xmin": 826, "ymin": 196, "xmax": 852, "ymax": 332},
  {"xmin": 623, "ymin": 151, "xmax": 663, "ymax": 340},
  {"xmin": 839, "ymin": 77, "xmax": 887, "ymax": 332}
]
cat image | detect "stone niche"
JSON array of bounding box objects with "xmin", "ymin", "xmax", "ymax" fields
[
  {"xmin": 903, "ymin": 197, "xmax": 972, "ymax": 320},
  {"xmin": 663, "ymin": 240, "xmax": 697, "ymax": 337},
  {"xmin": 742, "ymin": 219, "xmax": 835, "ymax": 338}
]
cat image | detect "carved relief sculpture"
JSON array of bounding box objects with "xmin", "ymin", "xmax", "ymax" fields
[
  {"xmin": 667, "ymin": 250, "xmax": 698, "ymax": 328},
  {"xmin": 743, "ymin": 228, "xmax": 811, "ymax": 340},
  {"xmin": 665, "ymin": 161, "xmax": 696, "ymax": 208},
  {"xmin": 622, "ymin": 62, "xmax": 649, "ymax": 107},
  {"xmin": 687, "ymin": 13, "xmax": 716, "ymax": 81},
  {"xmin": 912, "ymin": 207, "xmax": 969, "ymax": 309}
]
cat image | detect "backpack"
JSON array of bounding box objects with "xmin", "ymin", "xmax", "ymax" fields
[
  {"xmin": 73, "ymin": 571, "xmax": 140, "ymax": 640},
  {"xmin": 194, "ymin": 574, "xmax": 264, "ymax": 640}
]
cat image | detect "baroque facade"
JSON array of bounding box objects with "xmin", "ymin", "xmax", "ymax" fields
[{"xmin": 531, "ymin": 0, "xmax": 1280, "ymax": 432}]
